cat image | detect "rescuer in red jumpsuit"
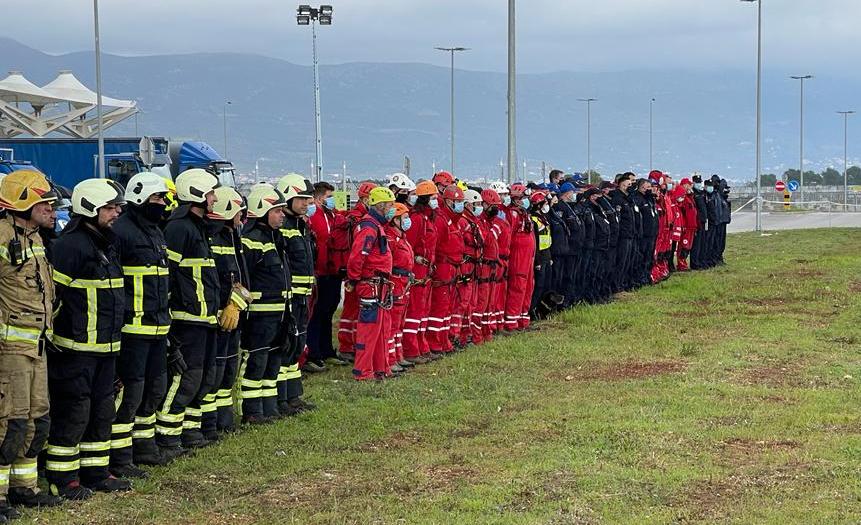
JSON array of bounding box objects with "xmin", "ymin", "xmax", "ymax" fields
[
  {"xmin": 457, "ymin": 189, "xmax": 485, "ymax": 347},
  {"xmin": 385, "ymin": 203, "xmax": 415, "ymax": 374},
  {"xmin": 334, "ymin": 181, "xmax": 377, "ymax": 360},
  {"xmin": 478, "ymin": 189, "xmax": 502, "ymax": 342},
  {"xmin": 426, "ymin": 185, "xmax": 465, "ymax": 355},
  {"xmin": 402, "ymin": 181, "xmax": 439, "ymax": 364},
  {"xmin": 503, "ymin": 183, "xmax": 535, "ymax": 332},
  {"xmin": 672, "ymin": 179, "xmax": 699, "ymax": 271},
  {"xmin": 487, "ymin": 183, "xmax": 512, "ymax": 334},
  {"xmin": 346, "ymin": 187, "xmax": 395, "ymax": 381}
]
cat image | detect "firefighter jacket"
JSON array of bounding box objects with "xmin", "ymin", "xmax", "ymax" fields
[
  {"xmin": 112, "ymin": 205, "xmax": 171, "ymax": 338},
  {"xmin": 164, "ymin": 205, "xmax": 221, "ymax": 325},
  {"xmin": 0, "ymin": 215, "xmax": 54, "ymax": 357},
  {"xmin": 242, "ymin": 220, "xmax": 291, "ymax": 318},
  {"xmin": 211, "ymin": 223, "xmax": 249, "ymax": 312},
  {"xmin": 49, "ymin": 218, "xmax": 124, "ymax": 354},
  {"xmin": 280, "ymin": 213, "xmax": 315, "ymax": 297}
]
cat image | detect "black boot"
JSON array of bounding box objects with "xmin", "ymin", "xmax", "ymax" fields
[
  {"xmin": 50, "ymin": 480, "xmax": 93, "ymax": 501},
  {"xmin": 110, "ymin": 464, "xmax": 149, "ymax": 479},
  {"xmin": 85, "ymin": 475, "xmax": 132, "ymax": 493},
  {"xmin": 7, "ymin": 487, "xmax": 63, "ymax": 508}
]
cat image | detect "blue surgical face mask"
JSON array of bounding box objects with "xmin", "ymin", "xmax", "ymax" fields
[
  {"xmin": 520, "ymin": 197, "xmax": 530, "ymax": 210},
  {"xmin": 667, "ymin": 183, "xmax": 675, "ymax": 191},
  {"xmin": 408, "ymin": 194, "xmax": 418, "ymax": 206},
  {"xmin": 497, "ymin": 210, "xmax": 506, "ymax": 221},
  {"xmin": 385, "ymin": 207, "xmax": 396, "ymax": 221},
  {"xmin": 306, "ymin": 204, "xmax": 317, "ymax": 218},
  {"xmin": 472, "ymin": 205, "xmax": 484, "ymax": 217},
  {"xmin": 324, "ymin": 196, "xmax": 335, "ymax": 209},
  {"xmin": 401, "ymin": 216, "xmax": 412, "ymax": 231},
  {"xmin": 430, "ymin": 198, "xmax": 439, "ymax": 210},
  {"xmin": 705, "ymin": 186, "xmax": 714, "ymax": 194},
  {"xmin": 694, "ymin": 183, "xmax": 704, "ymax": 191},
  {"xmin": 502, "ymin": 195, "xmax": 512, "ymax": 207},
  {"xmin": 453, "ymin": 201, "xmax": 465, "ymax": 214}
]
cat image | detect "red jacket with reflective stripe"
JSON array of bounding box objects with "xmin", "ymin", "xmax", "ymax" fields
[
  {"xmin": 346, "ymin": 211, "xmax": 392, "ymax": 283},
  {"xmin": 432, "ymin": 205, "xmax": 464, "ymax": 282}
]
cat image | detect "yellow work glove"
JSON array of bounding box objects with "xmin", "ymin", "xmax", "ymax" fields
[{"xmin": 218, "ymin": 302, "xmax": 241, "ymax": 331}]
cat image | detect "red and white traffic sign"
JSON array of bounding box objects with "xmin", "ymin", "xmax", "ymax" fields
[{"xmin": 774, "ymin": 180, "xmax": 786, "ymax": 192}]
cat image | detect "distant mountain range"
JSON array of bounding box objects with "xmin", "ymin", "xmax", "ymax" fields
[{"xmin": 2, "ymin": 37, "xmax": 859, "ymax": 183}]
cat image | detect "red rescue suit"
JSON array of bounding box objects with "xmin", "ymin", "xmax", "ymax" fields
[
  {"xmin": 402, "ymin": 205, "xmax": 437, "ymax": 358},
  {"xmin": 673, "ymin": 188, "xmax": 699, "ymax": 271},
  {"xmin": 345, "ymin": 210, "xmax": 393, "ymax": 380},
  {"xmin": 386, "ymin": 224, "xmax": 414, "ymax": 365},
  {"xmin": 426, "ymin": 204, "xmax": 464, "ymax": 353},
  {"xmin": 334, "ymin": 203, "xmax": 368, "ymax": 355},
  {"xmin": 476, "ymin": 213, "xmax": 498, "ymax": 343},
  {"xmin": 455, "ymin": 211, "xmax": 484, "ymax": 345},
  {"xmin": 490, "ymin": 213, "xmax": 512, "ymax": 333},
  {"xmin": 503, "ymin": 204, "xmax": 535, "ymax": 331}
]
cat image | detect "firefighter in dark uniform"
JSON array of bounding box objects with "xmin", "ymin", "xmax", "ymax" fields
[
  {"xmin": 240, "ymin": 183, "xmax": 292, "ymax": 423},
  {"xmin": 0, "ymin": 171, "xmax": 63, "ymax": 518},
  {"xmin": 109, "ymin": 172, "xmax": 172, "ymax": 479},
  {"xmin": 275, "ymin": 174, "xmax": 317, "ymax": 415},
  {"xmin": 156, "ymin": 169, "xmax": 221, "ymax": 457},
  {"xmin": 46, "ymin": 178, "xmax": 130, "ymax": 499},
  {"xmin": 205, "ymin": 186, "xmax": 250, "ymax": 436}
]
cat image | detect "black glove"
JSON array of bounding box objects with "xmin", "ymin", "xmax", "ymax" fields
[
  {"xmin": 166, "ymin": 336, "xmax": 188, "ymax": 377},
  {"xmin": 113, "ymin": 377, "xmax": 124, "ymax": 397}
]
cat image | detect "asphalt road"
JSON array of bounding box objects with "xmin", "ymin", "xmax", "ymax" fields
[{"xmin": 729, "ymin": 212, "xmax": 861, "ymax": 233}]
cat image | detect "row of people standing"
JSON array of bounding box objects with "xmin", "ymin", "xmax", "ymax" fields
[
  {"xmin": 0, "ymin": 168, "xmax": 322, "ymax": 520},
  {"xmin": 327, "ymin": 170, "xmax": 731, "ymax": 379}
]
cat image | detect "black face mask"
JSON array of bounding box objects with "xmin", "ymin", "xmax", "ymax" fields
[
  {"xmin": 396, "ymin": 193, "xmax": 409, "ymax": 204},
  {"xmin": 486, "ymin": 205, "xmax": 499, "ymax": 218},
  {"xmin": 141, "ymin": 202, "xmax": 167, "ymax": 223}
]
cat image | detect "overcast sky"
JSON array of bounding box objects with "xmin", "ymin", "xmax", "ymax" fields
[{"xmin": 6, "ymin": 0, "xmax": 858, "ymax": 75}]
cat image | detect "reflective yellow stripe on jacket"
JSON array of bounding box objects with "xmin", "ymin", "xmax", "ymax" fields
[
  {"xmin": 0, "ymin": 322, "xmax": 41, "ymax": 346},
  {"xmin": 121, "ymin": 265, "xmax": 171, "ymax": 335},
  {"xmin": 240, "ymin": 239, "xmax": 276, "ymax": 253},
  {"xmin": 52, "ymin": 270, "xmax": 123, "ymax": 351},
  {"xmin": 531, "ymin": 217, "xmax": 552, "ymax": 251},
  {"xmin": 166, "ymin": 250, "xmax": 217, "ymax": 324}
]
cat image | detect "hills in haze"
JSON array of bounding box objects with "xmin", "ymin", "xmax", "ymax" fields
[{"xmin": 2, "ymin": 37, "xmax": 859, "ymax": 183}]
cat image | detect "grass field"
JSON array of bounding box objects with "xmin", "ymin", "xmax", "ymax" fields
[{"xmin": 27, "ymin": 228, "xmax": 861, "ymax": 524}]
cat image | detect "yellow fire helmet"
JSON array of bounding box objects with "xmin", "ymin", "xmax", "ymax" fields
[
  {"xmin": 0, "ymin": 169, "xmax": 58, "ymax": 212},
  {"xmin": 71, "ymin": 178, "xmax": 126, "ymax": 218},
  {"xmin": 164, "ymin": 178, "xmax": 178, "ymax": 212}
]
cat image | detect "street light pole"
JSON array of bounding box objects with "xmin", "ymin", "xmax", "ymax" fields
[
  {"xmin": 223, "ymin": 100, "xmax": 231, "ymax": 158},
  {"xmin": 435, "ymin": 46, "xmax": 469, "ymax": 176},
  {"xmin": 649, "ymin": 97, "xmax": 655, "ymax": 172},
  {"xmin": 790, "ymin": 75, "xmax": 812, "ymax": 201},
  {"xmin": 93, "ymin": 0, "xmax": 105, "ymax": 179},
  {"xmin": 298, "ymin": 5, "xmax": 333, "ymax": 183},
  {"xmin": 741, "ymin": 0, "xmax": 763, "ymax": 231},
  {"xmin": 507, "ymin": 0, "xmax": 516, "ymax": 184},
  {"xmin": 838, "ymin": 111, "xmax": 855, "ymax": 207},
  {"xmin": 578, "ymin": 98, "xmax": 597, "ymax": 177}
]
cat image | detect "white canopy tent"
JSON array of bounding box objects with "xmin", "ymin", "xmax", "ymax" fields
[{"xmin": 0, "ymin": 70, "xmax": 137, "ymax": 138}]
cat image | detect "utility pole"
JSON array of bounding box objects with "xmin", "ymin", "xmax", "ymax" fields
[
  {"xmin": 435, "ymin": 46, "xmax": 469, "ymax": 175},
  {"xmin": 790, "ymin": 74, "xmax": 813, "ymax": 201},
  {"xmin": 649, "ymin": 97, "xmax": 655, "ymax": 172},
  {"xmin": 741, "ymin": 0, "xmax": 763, "ymax": 231},
  {"xmin": 507, "ymin": 0, "xmax": 516, "ymax": 184},
  {"xmin": 838, "ymin": 111, "xmax": 855, "ymax": 207},
  {"xmin": 93, "ymin": 0, "xmax": 105, "ymax": 178},
  {"xmin": 578, "ymin": 98, "xmax": 597, "ymax": 177}
]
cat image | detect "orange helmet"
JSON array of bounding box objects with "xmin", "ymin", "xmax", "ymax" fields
[
  {"xmin": 415, "ymin": 180, "xmax": 438, "ymax": 196},
  {"xmin": 392, "ymin": 202, "xmax": 410, "ymax": 218},
  {"xmin": 357, "ymin": 181, "xmax": 378, "ymax": 198},
  {"xmin": 433, "ymin": 171, "xmax": 454, "ymax": 187}
]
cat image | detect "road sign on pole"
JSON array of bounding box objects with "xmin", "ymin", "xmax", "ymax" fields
[
  {"xmin": 787, "ymin": 180, "xmax": 800, "ymax": 192},
  {"xmin": 775, "ymin": 180, "xmax": 786, "ymax": 192}
]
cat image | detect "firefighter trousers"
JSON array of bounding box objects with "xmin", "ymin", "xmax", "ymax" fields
[
  {"xmin": 215, "ymin": 330, "xmax": 240, "ymax": 431},
  {"xmin": 279, "ymin": 296, "xmax": 308, "ymax": 405},
  {"xmin": 239, "ymin": 317, "xmax": 279, "ymax": 419},
  {"xmin": 111, "ymin": 336, "xmax": 167, "ymax": 467},
  {"xmin": 0, "ymin": 353, "xmax": 49, "ymax": 495},
  {"xmin": 45, "ymin": 352, "xmax": 115, "ymax": 487},
  {"xmin": 155, "ymin": 323, "xmax": 216, "ymax": 448}
]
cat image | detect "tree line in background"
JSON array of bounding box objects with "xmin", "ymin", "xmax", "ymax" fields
[{"xmin": 757, "ymin": 167, "xmax": 861, "ymax": 187}]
